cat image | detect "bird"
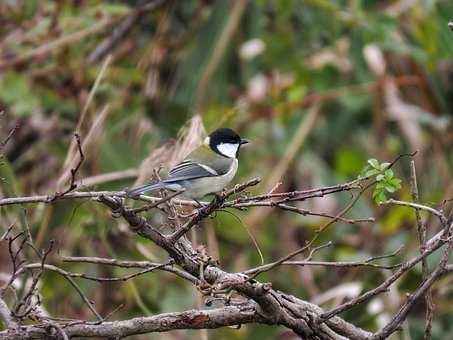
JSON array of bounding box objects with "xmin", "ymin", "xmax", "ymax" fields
[{"xmin": 126, "ymin": 128, "xmax": 249, "ymax": 200}]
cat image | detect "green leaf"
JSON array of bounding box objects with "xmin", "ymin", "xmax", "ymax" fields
[
  {"xmin": 385, "ymin": 185, "xmax": 397, "ymax": 193},
  {"xmin": 372, "ymin": 187, "xmax": 381, "ymax": 197},
  {"xmin": 365, "ymin": 169, "xmax": 380, "ymax": 177},
  {"xmin": 376, "ymin": 174, "xmax": 384, "ymax": 181},
  {"xmin": 368, "ymin": 158, "xmax": 380, "ymax": 169},
  {"xmin": 384, "ymin": 169, "xmax": 394, "ymax": 178},
  {"xmin": 390, "ymin": 178, "xmax": 402, "ymax": 188},
  {"xmin": 375, "ymin": 182, "xmax": 386, "ymax": 190},
  {"xmin": 374, "ymin": 190, "xmax": 387, "ymax": 204},
  {"xmin": 380, "ymin": 162, "xmax": 391, "ymax": 170}
]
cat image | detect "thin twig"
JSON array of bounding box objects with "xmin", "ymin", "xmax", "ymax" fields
[
  {"xmin": 0, "ymin": 123, "xmax": 19, "ymax": 153},
  {"xmin": 60, "ymin": 256, "xmax": 199, "ymax": 284},
  {"xmin": 0, "ymin": 191, "xmax": 199, "ymax": 207},
  {"xmin": 14, "ymin": 240, "xmax": 55, "ymax": 318},
  {"xmin": 21, "ymin": 261, "xmax": 173, "ymax": 283},
  {"xmin": 130, "ymin": 189, "xmax": 185, "ymax": 213},
  {"xmin": 410, "ymin": 160, "xmax": 434, "ymax": 340},
  {"xmin": 383, "ymin": 199, "xmax": 448, "ymax": 226},
  {"xmin": 54, "ymin": 133, "xmax": 85, "ymax": 199},
  {"xmin": 243, "ymin": 246, "xmax": 403, "ymax": 275}
]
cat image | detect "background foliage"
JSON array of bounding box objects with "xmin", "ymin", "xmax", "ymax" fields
[{"xmin": 1, "ymin": 0, "xmax": 452, "ymax": 339}]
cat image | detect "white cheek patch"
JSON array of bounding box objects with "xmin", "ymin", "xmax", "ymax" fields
[{"xmin": 217, "ymin": 143, "xmax": 239, "ymax": 158}]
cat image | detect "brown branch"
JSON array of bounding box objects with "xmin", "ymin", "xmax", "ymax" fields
[
  {"xmin": 230, "ymin": 201, "xmax": 374, "ymax": 224},
  {"xmin": 225, "ymin": 177, "xmax": 362, "ymax": 204},
  {"xmin": 130, "ymin": 189, "xmax": 185, "ymax": 213},
  {"xmin": 382, "ymin": 199, "xmax": 448, "ymax": 226},
  {"xmin": 53, "ymin": 133, "xmax": 85, "ymax": 199},
  {"xmin": 244, "ymin": 245, "xmax": 403, "ymax": 275},
  {"xmin": 0, "ymin": 191, "xmax": 198, "ymax": 207},
  {"xmin": 60, "ymin": 256, "xmax": 199, "ymax": 284},
  {"xmin": 0, "ymin": 304, "xmax": 268, "ymax": 339},
  {"xmin": 20, "ymin": 261, "xmax": 174, "ymax": 283},
  {"xmin": 0, "ymin": 123, "xmax": 19, "ymax": 153}
]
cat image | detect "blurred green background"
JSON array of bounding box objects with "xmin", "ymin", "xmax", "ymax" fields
[{"xmin": 1, "ymin": 0, "xmax": 452, "ymax": 339}]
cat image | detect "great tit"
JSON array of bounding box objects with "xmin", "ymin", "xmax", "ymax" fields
[{"xmin": 126, "ymin": 128, "xmax": 249, "ymax": 199}]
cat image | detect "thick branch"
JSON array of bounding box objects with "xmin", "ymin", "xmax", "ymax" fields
[{"xmin": 0, "ymin": 305, "xmax": 267, "ymax": 339}]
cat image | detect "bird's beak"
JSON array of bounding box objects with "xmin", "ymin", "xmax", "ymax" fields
[{"xmin": 240, "ymin": 139, "xmax": 250, "ymax": 145}]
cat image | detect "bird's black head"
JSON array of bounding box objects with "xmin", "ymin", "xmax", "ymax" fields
[{"xmin": 207, "ymin": 128, "xmax": 249, "ymax": 158}]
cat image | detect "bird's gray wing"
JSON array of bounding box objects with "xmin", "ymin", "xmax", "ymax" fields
[{"xmin": 165, "ymin": 160, "xmax": 218, "ymax": 182}]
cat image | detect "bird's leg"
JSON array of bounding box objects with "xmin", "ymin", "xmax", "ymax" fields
[
  {"xmin": 210, "ymin": 193, "xmax": 224, "ymax": 207},
  {"xmin": 194, "ymin": 199, "xmax": 204, "ymax": 208}
]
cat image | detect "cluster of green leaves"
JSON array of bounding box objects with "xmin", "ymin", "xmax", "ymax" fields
[{"xmin": 359, "ymin": 159, "xmax": 402, "ymax": 204}]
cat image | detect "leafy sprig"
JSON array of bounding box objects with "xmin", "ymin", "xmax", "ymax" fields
[{"xmin": 359, "ymin": 159, "xmax": 402, "ymax": 204}]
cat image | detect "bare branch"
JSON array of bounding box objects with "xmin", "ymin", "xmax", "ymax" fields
[
  {"xmin": 383, "ymin": 199, "xmax": 448, "ymax": 226},
  {"xmin": 0, "ymin": 191, "xmax": 200, "ymax": 207},
  {"xmin": 60, "ymin": 256, "xmax": 199, "ymax": 284},
  {"xmin": 244, "ymin": 245, "xmax": 403, "ymax": 275},
  {"xmin": 130, "ymin": 189, "xmax": 185, "ymax": 213},
  {"xmin": 0, "ymin": 304, "xmax": 267, "ymax": 339},
  {"xmin": 0, "ymin": 124, "xmax": 19, "ymax": 153},
  {"xmin": 20, "ymin": 261, "xmax": 175, "ymax": 283},
  {"xmin": 53, "ymin": 133, "xmax": 85, "ymax": 199},
  {"xmin": 410, "ymin": 160, "xmax": 434, "ymax": 340}
]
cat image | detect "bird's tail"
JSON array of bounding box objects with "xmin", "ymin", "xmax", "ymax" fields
[{"xmin": 126, "ymin": 182, "xmax": 165, "ymax": 197}]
